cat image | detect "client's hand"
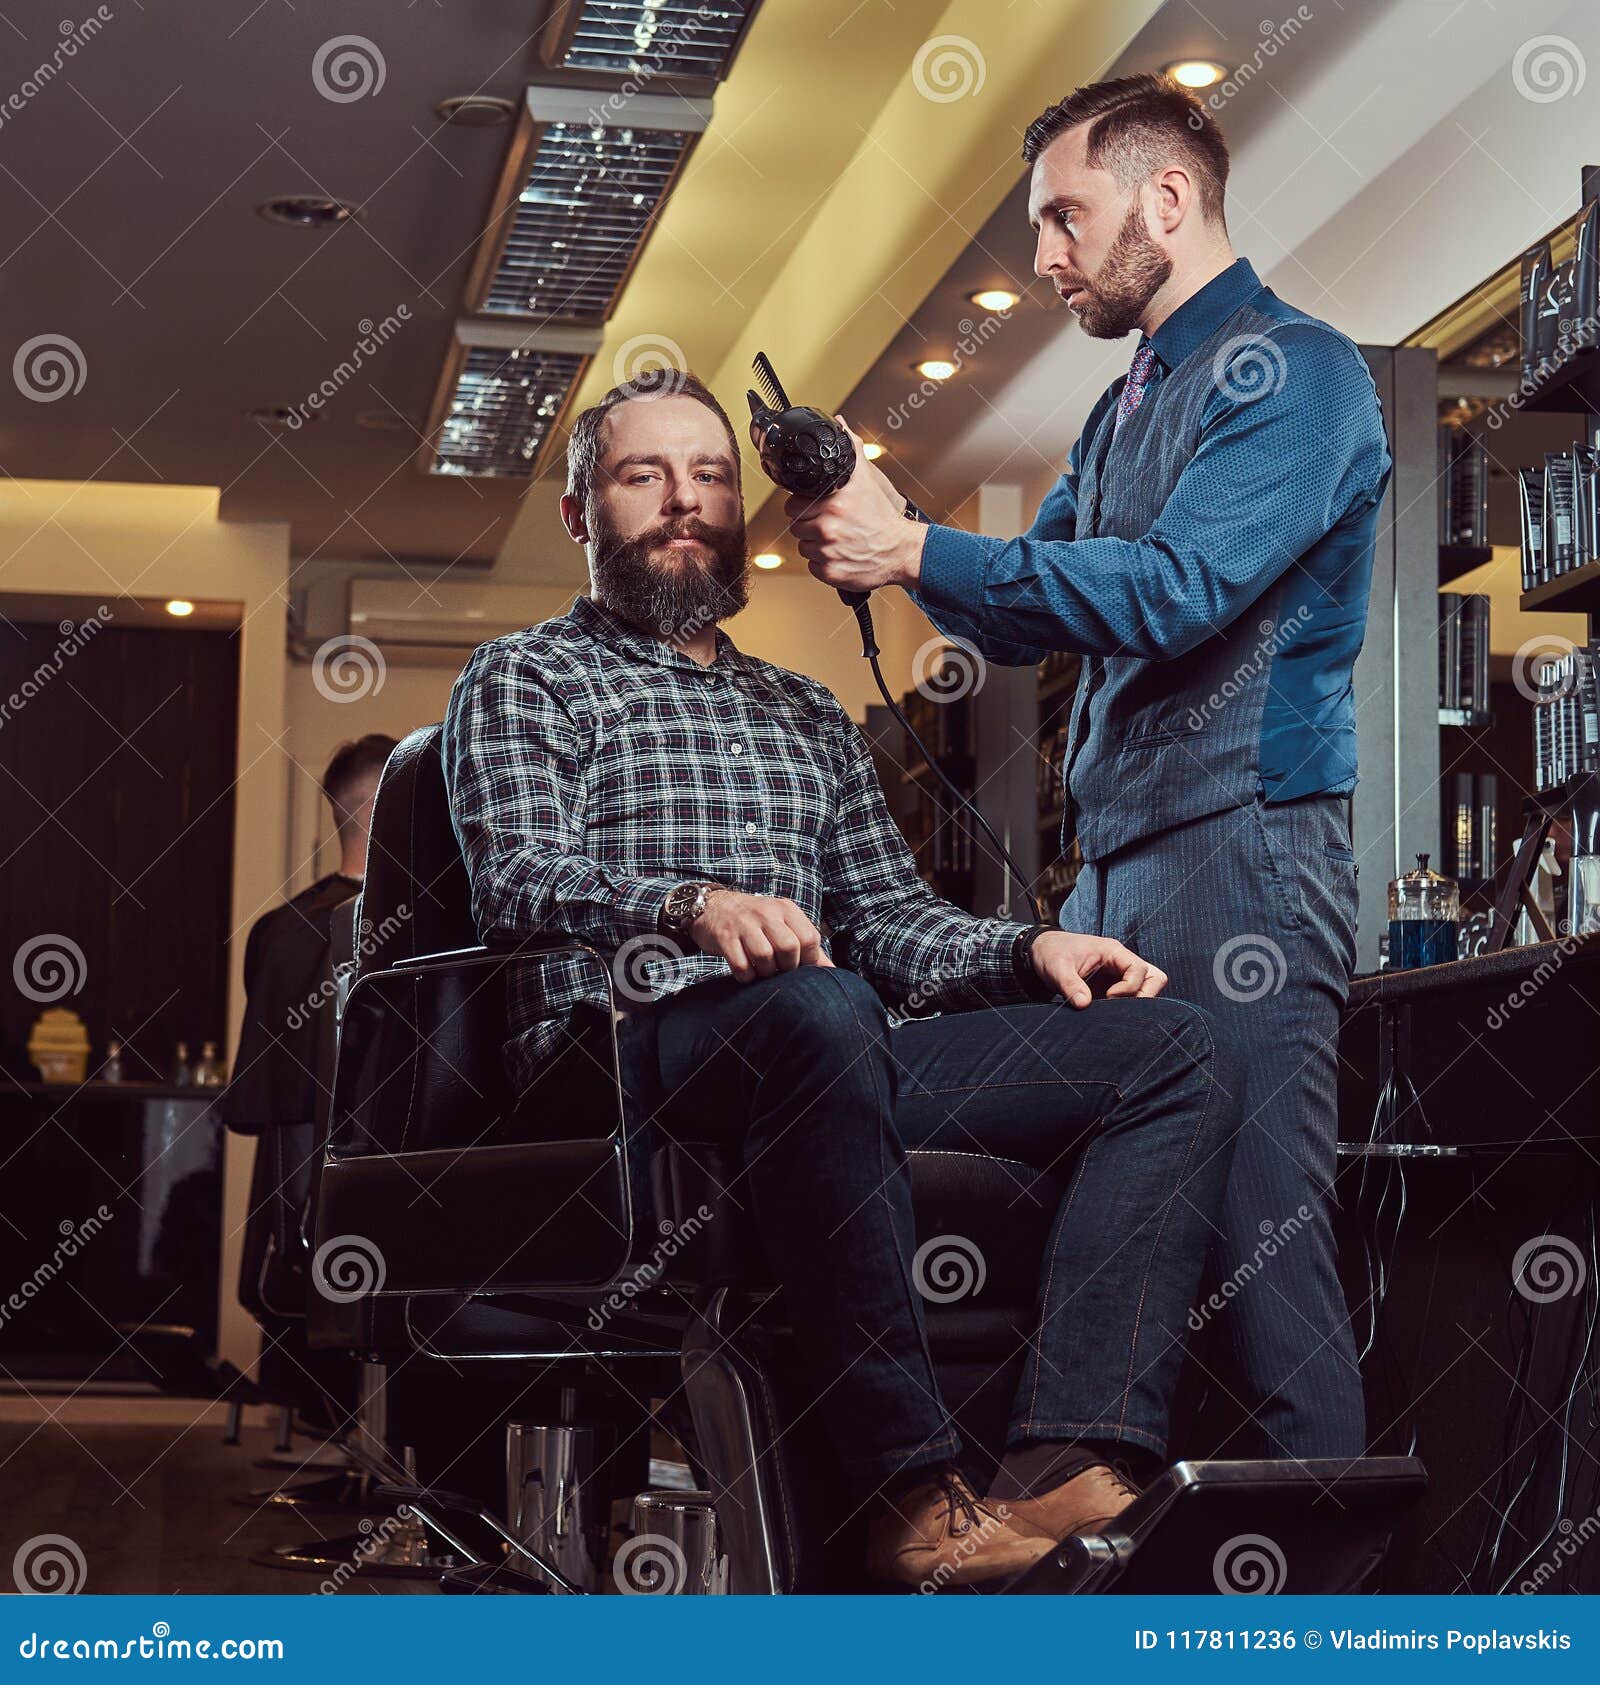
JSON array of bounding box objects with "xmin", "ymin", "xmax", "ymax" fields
[
  {"xmin": 1030, "ymin": 930, "xmax": 1167, "ymax": 1008},
  {"xmin": 689, "ymin": 891, "xmax": 834, "ymax": 983}
]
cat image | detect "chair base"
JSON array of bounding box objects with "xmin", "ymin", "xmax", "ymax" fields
[
  {"xmin": 233, "ymin": 1469, "xmax": 382, "ymax": 1515},
  {"xmin": 252, "ymin": 1520, "xmax": 468, "ymax": 1581}
]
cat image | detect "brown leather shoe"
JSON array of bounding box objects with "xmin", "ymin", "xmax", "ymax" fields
[
  {"xmin": 865, "ymin": 1468, "xmax": 1054, "ymax": 1590},
  {"xmin": 1002, "ymin": 1461, "xmax": 1143, "ymax": 1542}
]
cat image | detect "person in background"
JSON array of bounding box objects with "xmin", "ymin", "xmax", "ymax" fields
[{"xmin": 220, "ymin": 733, "xmax": 398, "ymax": 1415}]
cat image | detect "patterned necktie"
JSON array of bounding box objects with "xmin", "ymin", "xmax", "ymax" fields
[{"xmin": 1114, "ymin": 339, "xmax": 1157, "ymax": 436}]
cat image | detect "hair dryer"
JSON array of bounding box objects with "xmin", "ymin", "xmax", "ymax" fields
[{"xmin": 743, "ymin": 352, "xmax": 1041, "ymax": 922}]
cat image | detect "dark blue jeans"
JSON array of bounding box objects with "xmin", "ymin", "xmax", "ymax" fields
[{"xmin": 653, "ymin": 967, "xmax": 1239, "ymax": 1502}]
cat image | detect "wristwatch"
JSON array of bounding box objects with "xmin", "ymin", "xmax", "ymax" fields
[
  {"xmin": 661, "ymin": 881, "xmax": 723, "ymax": 937},
  {"xmin": 1011, "ymin": 923, "xmax": 1056, "ymax": 995}
]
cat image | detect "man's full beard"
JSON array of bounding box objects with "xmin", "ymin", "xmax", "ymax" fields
[
  {"xmin": 589, "ymin": 511, "xmax": 750, "ymax": 644},
  {"xmin": 1068, "ymin": 198, "xmax": 1173, "ymax": 340}
]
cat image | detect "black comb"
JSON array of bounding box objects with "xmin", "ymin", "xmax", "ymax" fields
[{"xmin": 751, "ymin": 352, "xmax": 790, "ymax": 413}]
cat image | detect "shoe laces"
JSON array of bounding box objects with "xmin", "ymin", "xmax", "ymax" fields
[
  {"xmin": 1100, "ymin": 1458, "xmax": 1144, "ymax": 1503},
  {"xmin": 933, "ymin": 1469, "xmax": 987, "ymax": 1535}
]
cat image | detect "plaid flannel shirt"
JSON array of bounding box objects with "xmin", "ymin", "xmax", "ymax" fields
[{"xmin": 442, "ymin": 594, "xmax": 1041, "ymax": 1090}]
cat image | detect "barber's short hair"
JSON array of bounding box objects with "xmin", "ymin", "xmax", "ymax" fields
[
  {"xmin": 564, "ymin": 367, "xmax": 740, "ymax": 510},
  {"xmin": 1022, "ymin": 72, "xmax": 1229, "ymax": 226},
  {"xmin": 322, "ymin": 734, "xmax": 398, "ymax": 834}
]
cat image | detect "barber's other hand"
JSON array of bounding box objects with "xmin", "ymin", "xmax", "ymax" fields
[
  {"xmin": 1030, "ymin": 931, "xmax": 1167, "ymax": 1008},
  {"xmin": 688, "ymin": 891, "xmax": 833, "ymax": 982},
  {"xmin": 784, "ymin": 417, "xmax": 927, "ymax": 592}
]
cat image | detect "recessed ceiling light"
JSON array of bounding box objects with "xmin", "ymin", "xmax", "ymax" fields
[
  {"xmin": 862, "ymin": 442, "xmax": 885, "ymax": 461},
  {"xmin": 916, "ymin": 359, "xmax": 958, "ymax": 382},
  {"xmin": 165, "ymin": 599, "xmax": 195, "ymax": 618},
  {"xmin": 753, "ymin": 552, "xmax": 783, "ymax": 570},
  {"xmin": 1164, "ymin": 59, "xmax": 1228, "ymax": 89},
  {"xmin": 969, "ymin": 288, "xmax": 1019, "ymax": 312},
  {"xmin": 434, "ymin": 94, "xmax": 517, "ymax": 128},
  {"xmin": 247, "ymin": 406, "xmax": 311, "ymax": 428},
  {"xmin": 257, "ymin": 195, "xmax": 360, "ymax": 229}
]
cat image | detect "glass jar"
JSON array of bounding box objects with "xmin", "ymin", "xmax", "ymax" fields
[{"xmin": 1387, "ymin": 853, "xmax": 1460, "ymax": 969}]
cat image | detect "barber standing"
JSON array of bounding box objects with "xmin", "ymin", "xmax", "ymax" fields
[{"xmin": 789, "ymin": 72, "xmax": 1390, "ymax": 1460}]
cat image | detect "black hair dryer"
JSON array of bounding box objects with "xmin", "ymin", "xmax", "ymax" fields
[{"xmin": 745, "ymin": 352, "xmax": 866, "ymax": 607}]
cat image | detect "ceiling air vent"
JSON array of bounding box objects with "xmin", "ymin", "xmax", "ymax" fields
[
  {"xmin": 464, "ymin": 83, "xmax": 712, "ymax": 324},
  {"xmin": 421, "ymin": 320, "xmax": 602, "ymax": 480},
  {"xmin": 537, "ymin": 0, "xmax": 760, "ymax": 84}
]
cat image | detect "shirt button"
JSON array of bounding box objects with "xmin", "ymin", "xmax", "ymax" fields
[
  {"xmin": 729, "ymin": 741, "xmax": 743, "ymax": 755},
  {"xmin": 744, "ymin": 821, "xmax": 758, "ymax": 835}
]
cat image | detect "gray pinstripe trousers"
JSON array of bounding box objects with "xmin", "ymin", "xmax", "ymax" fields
[{"xmin": 1060, "ymin": 791, "xmax": 1366, "ymax": 1458}]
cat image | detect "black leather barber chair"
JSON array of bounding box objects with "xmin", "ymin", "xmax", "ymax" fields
[{"xmin": 312, "ymin": 723, "xmax": 1425, "ymax": 1594}]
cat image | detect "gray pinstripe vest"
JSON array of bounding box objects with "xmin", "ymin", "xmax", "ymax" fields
[{"xmin": 1064, "ymin": 300, "xmax": 1292, "ymax": 862}]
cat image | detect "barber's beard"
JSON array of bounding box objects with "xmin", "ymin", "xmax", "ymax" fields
[
  {"xmin": 589, "ymin": 511, "xmax": 750, "ymax": 645},
  {"xmin": 1067, "ymin": 199, "xmax": 1173, "ymax": 340}
]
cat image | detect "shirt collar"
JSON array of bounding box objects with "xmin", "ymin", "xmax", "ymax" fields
[
  {"xmin": 568, "ymin": 591, "xmax": 747, "ymax": 674},
  {"xmin": 1147, "ymin": 257, "xmax": 1264, "ymax": 373}
]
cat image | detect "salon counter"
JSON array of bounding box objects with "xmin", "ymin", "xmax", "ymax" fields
[{"xmin": 0, "ymin": 1081, "xmax": 225, "ymax": 1382}]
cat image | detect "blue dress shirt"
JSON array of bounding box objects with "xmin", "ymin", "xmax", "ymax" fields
[{"xmin": 914, "ymin": 258, "xmax": 1392, "ymax": 801}]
